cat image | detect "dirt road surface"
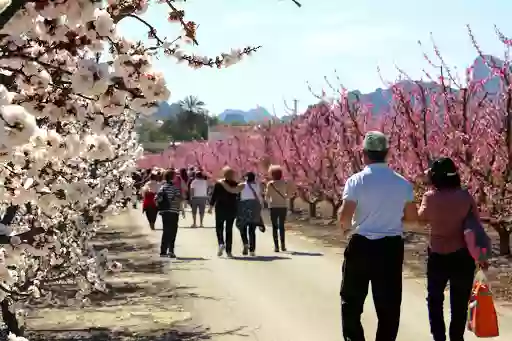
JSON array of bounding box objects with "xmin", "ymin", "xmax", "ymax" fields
[{"xmin": 134, "ymin": 210, "xmax": 512, "ymax": 341}]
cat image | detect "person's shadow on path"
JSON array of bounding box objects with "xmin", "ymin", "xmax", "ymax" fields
[
  {"xmin": 288, "ymin": 251, "xmax": 324, "ymax": 257},
  {"xmin": 231, "ymin": 255, "xmax": 291, "ymax": 262}
]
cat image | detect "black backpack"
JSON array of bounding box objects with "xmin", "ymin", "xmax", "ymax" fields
[{"xmin": 156, "ymin": 189, "xmax": 170, "ymax": 211}]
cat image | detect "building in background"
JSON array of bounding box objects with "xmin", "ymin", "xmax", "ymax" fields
[{"xmin": 207, "ymin": 124, "xmax": 255, "ymax": 141}]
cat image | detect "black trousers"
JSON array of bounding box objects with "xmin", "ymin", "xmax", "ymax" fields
[
  {"xmin": 144, "ymin": 206, "xmax": 158, "ymax": 226},
  {"xmin": 160, "ymin": 212, "xmax": 179, "ymax": 255},
  {"xmin": 215, "ymin": 210, "xmax": 235, "ymax": 253},
  {"xmin": 427, "ymin": 248, "xmax": 476, "ymax": 341},
  {"xmin": 270, "ymin": 207, "xmax": 287, "ymax": 249},
  {"xmin": 341, "ymin": 234, "xmax": 404, "ymax": 341},
  {"xmin": 240, "ymin": 223, "xmax": 257, "ymax": 252}
]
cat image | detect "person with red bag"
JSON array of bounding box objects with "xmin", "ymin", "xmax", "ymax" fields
[
  {"xmin": 142, "ymin": 172, "xmax": 161, "ymax": 230},
  {"xmin": 467, "ymin": 267, "xmax": 499, "ymax": 338},
  {"xmin": 417, "ymin": 158, "xmax": 492, "ymax": 341}
]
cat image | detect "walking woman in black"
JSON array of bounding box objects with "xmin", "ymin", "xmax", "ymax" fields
[{"xmin": 208, "ymin": 166, "xmax": 243, "ymax": 258}]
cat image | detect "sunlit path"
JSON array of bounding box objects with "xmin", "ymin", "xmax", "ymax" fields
[{"xmin": 132, "ymin": 210, "xmax": 512, "ymax": 341}]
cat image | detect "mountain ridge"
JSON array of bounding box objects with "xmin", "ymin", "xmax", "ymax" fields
[{"xmin": 148, "ymin": 55, "xmax": 502, "ymax": 122}]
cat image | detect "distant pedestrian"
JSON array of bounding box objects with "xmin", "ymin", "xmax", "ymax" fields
[
  {"xmin": 338, "ymin": 131, "xmax": 417, "ymax": 341},
  {"xmin": 189, "ymin": 171, "xmax": 209, "ymax": 228},
  {"xmin": 417, "ymin": 158, "xmax": 479, "ymax": 341},
  {"xmin": 236, "ymin": 172, "xmax": 264, "ymax": 256},
  {"xmin": 178, "ymin": 168, "xmax": 189, "ymax": 218},
  {"xmin": 132, "ymin": 170, "xmax": 143, "ymax": 208},
  {"xmin": 265, "ymin": 165, "xmax": 292, "ymax": 252},
  {"xmin": 156, "ymin": 169, "xmax": 182, "ymax": 258},
  {"xmin": 209, "ymin": 166, "xmax": 244, "ymax": 257},
  {"xmin": 141, "ymin": 172, "xmax": 160, "ymax": 230}
]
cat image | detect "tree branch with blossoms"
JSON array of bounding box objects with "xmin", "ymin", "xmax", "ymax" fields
[{"xmin": 0, "ymin": 0, "xmax": 305, "ymax": 337}]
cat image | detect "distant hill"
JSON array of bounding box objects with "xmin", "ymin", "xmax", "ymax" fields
[
  {"xmin": 146, "ymin": 55, "xmax": 502, "ymax": 124},
  {"xmin": 342, "ymin": 55, "xmax": 504, "ymax": 115},
  {"xmin": 152, "ymin": 101, "xmax": 182, "ymax": 120},
  {"xmin": 218, "ymin": 106, "xmax": 273, "ymax": 123}
]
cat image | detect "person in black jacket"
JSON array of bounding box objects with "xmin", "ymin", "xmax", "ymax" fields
[{"xmin": 208, "ymin": 166, "xmax": 244, "ymax": 257}]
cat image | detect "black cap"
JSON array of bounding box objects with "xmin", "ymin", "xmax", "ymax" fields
[{"xmin": 430, "ymin": 157, "xmax": 457, "ymax": 177}]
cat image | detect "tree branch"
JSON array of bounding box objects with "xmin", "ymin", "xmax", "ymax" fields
[{"xmin": 0, "ymin": 0, "xmax": 30, "ymax": 31}]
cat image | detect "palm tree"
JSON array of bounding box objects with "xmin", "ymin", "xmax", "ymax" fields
[
  {"xmin": 179, "ymin": 95, "xmax": 205, "ymax": 115},
  {"xmin": 177, "ymin": 95, "xmax": 211, "ymax": 140}
]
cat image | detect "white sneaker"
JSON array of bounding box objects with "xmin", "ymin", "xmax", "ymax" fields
[{"xmin": 217, "ymin": 244, "xmax": 225, "ymax": 257}]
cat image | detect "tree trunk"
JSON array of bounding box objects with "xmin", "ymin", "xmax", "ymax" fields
[
  {"xmin": 289, "ymin": 196, "xmax": 297, "ymax": 213},
  {"xmin": 1, "ymin": 299, "xmax": 22, "ymax": 336},
  {"xmin": 329, "ymin": 201, "xmax": 340, "ymax": 220},
  {"xmin": 497, "ymin": 227, "xmax": 511, "ymax": 256},
  {"xmin": 308, "ymin": 202, "xmax": 317, "ymax": 218}
]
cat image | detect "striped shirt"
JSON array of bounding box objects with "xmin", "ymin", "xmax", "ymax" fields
[{"xmin": 157, "ymin": 182, "xmax": 181, "ymax": 214}]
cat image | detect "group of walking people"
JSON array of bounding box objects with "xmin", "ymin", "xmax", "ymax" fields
[
  {"xmin": 208, "ymin": 165, "xmax": 290, "ymax": 257},
  {"xmin": 137, "ymin": 164, "xmax": 292, "ymax": 259},
  {"xmin": 339, "ymin": 131, "xmax": 491, "ymax": 341},
  {"xmin": 135, "ymin": 130, "xmax": 493, "ymax": 341}
]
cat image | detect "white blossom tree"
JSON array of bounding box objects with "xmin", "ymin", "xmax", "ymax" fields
[{"xmin": 0, "ymin": 0, "xmax": 300, "ymax": 338}]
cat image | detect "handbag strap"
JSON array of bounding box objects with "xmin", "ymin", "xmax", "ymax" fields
[
  {"xmin": 270, "ymin": 182, "xmax": 286, "ymax": 199},
  {"xmin": 247, "ymin": 183, "xmax": 261, "ymax": 203}
]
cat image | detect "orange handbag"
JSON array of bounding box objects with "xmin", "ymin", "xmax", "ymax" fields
[{"xmin": 467, "ymin": 270, "xmax": 499, "ymax": 338}]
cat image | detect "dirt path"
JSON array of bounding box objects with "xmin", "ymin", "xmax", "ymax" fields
[
  {"xmin": 25, "ymin": 213, "xmax": 207, "ymax": 341},
  {"xmin": 132, "ymin": 210, "xmax": 512, "ymax": 341}
]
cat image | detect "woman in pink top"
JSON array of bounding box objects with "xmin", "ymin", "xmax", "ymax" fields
[{"xmin": 418, "ymin": 157, "xmax": 477, "ymax": 341}]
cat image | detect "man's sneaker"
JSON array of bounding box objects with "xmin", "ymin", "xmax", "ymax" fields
[
  {"xmin": 160, "ymin": 254, "xmax": 167, "ymax": 258},
  {"xmin": 226, "ymin": 252, "xmax": 233, "ymax": 258},
  {"xmin": 217, "ymin": 245, "xmax": 225, "ymax": 257},
  {"xmin": 274, "ymin": 247, "xmax": 280, "ymax": 253},
  {"xmin": 169, "ymin": 252, "xmax": 176, "ymax": 259},
  {"xmin": 281, "ymin": 246, "xmax": 287, "ymax": 252},
  {"xmin": 250, "ymin": 251, "xmax": 255, "ymax": 257},
  {"xmin": 242, "ymin": 245, "xmax": 249, "ymax": 256}
]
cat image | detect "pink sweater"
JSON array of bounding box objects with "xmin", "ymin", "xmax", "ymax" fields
[{"xmin": 418, "ymin": 189, "xmax": 479, "ymax": 254}]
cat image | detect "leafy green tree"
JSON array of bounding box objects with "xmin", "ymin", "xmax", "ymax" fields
[{"xmin": 137, "ymin": 96, "xmax": 219, "ymax": 144}]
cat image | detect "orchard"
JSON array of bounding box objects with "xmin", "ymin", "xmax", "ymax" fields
[
  {"xmin": 157, "ymin": 27, "xmax": 512, "ymax": 258},
  {"xmin": 0, "ymin": 0, "xmax": 299, "ymax": 338}
]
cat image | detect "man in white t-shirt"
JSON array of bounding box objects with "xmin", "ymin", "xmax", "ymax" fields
[
  {"xmin": 189, "ymin": 171, "xmax": 209, "ymax": 228},
  {"xmin": 338, "ymin": 131, "xmax": 417, "ymax": 341}
]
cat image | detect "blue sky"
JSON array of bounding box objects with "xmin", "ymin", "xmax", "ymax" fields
[{"xmin": 117, "ymin": 0, "xmax": 512, "ymax": 116}]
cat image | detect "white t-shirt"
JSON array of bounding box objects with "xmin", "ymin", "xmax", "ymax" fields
[
  {"xmin": 342, "ymin": 163, "xmax": 414, "ymax": 239},
  {"xmin": 240, "ymin": 182, "xmax": 261, "ymax": 201},
  {"xmin": 190, "ymin": 179, "xmax": 208, "ymax": 197}
]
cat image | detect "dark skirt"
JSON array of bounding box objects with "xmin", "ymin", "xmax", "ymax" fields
[{"xmin": 236, "ymin": 199, "xmax": 262, "ymax": 228}]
